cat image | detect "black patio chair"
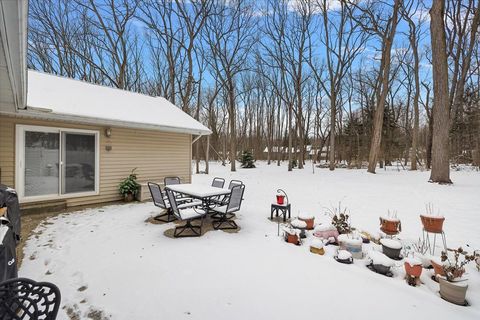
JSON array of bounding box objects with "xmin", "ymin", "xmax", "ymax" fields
[
  {"xmin": 165, "ymin": 189, "xmax": 206, "ymax": 238},
  {"xmin": 211, "ymin": 177, "xmax": 225, "ymax": 188},
  {"xmin": 164, "ymin": 177, "xmax": 181, "ymax": 186},
  {"xmin": 0, "ymin": 277, "xmax": 61, "ymax": 320},
  {"xmin": 148, "ymin": 182, "xmax": 200, "ymax": 223},
  {"xmin": 148, "ymin": 182, "xmax": 175, "ymax": 223},
  {"xmin": 211, "ymin": 185, "xmax": 245, "ymax": 230},
  {"xmin": 211, "ymin": 180, "xmax": 244, "ymax": 219}
]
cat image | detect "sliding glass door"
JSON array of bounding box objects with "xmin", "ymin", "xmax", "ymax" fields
[
  {"xmin": 17, "ymin": 125, "xmax": 99, "ymax": 201},
  {"xmin": 24, "ymin": 130, "xmax": 60, "ymax": 197},
  {"xmin": 62, "ymin": 132, "xmax": 96, "ymax": 194}
]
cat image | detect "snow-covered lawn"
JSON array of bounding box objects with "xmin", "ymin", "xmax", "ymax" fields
[{"xmin": 20, "ymin": 162, "xmax": 480, "ymax": 319}]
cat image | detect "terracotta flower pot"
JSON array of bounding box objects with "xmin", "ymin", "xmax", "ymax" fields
[
  {"xmin": 379, "ymin": 217, "xmax": 401, "ymax": 235},
  {"xmin": 404, "ymin": 262, "xmax": 423, "ymax": 278},
  {"xmin": 439, "ymin": 277, "xmax": 468, "ymax": 306},
  {"xmin": 286, "ymin": 233, "xmax": 299, "ymax": 245},
  {"xmin": 420, "ymin": 215, "xmax": 445, "ymax": 233},
  {"xmin": 431, "ymin": 259, "xmax": 446, "ymax": 277},
  {"xmin": 124, "ymin": 193, "xmax": 135, "ymax": 202},
  {"xmin": 299, "ymin": 217, "xmax": 315, "ymax": 230}
]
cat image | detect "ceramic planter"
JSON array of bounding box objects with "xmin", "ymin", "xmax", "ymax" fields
[
  {"xmin": 404, "ymin": 262, "xmax": 423, "ymax": 278},
  {"xmin": 310, "ymin": 246, "xmax": 325, "ymax": 255},
  {"xmin": 431, "ymin": 259, "xmax": 446, "ymax": 277},
  {"xmin": 372, "ymin": 264, "xmax": 391, "ymax": 275},
  {"xmin": 124, "ymin": 193, "xmax": 135, "ymax": 202},
  {"xmin": 420, "ymin": 215, "xmax": 445, "ymax": 233},
  {"xmin": 439, "ymin": 277, "xmax": 468, "ymax": 306},
  {"xmin": 299, "ymin": 216, "xmax": 315, "ymax": 230},
  {"xmin": 286, "ymin": 233, "xmax": 299, "ymax": 245},
  {"xmin": 368, "ymin": 251, "xmax": 394, "ymax": 276},
  {"xmin": 379, "ymin": 217, "xmax": 401, "ymax": 235},
  {"xmin": 380, "ymin": 239, "xmax": 402, "ymax": 260},
  {"xmin": 335, "ymin": 250, "xmax": 353, "ymax": 264}
]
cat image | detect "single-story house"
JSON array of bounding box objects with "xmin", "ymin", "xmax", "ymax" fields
[{"xmin": 0, "ymin": 1, "xmax": 211, "ymax": 211}]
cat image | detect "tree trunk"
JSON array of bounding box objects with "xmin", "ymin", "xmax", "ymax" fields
[
  {"xmin": 367, "ymin": 0, "xmax": 400, "ymax": 173},
  {"xmin": 205, "ymin": 135, "xmax": 210, "ymax": 174},
  {"xmin": 288, "ymin": 103, "xmax": 293, "ymax": 171},
  {"xmin": 228, "ymin": 79, "xmax": 237, "ymax": 172},
  {"xmin": 329, "ymin": 90, "xmax": 336, "ymax": 170},
  {"xmin": 429, "ymin": 0, "xmax": 452, "ymax": 183}
]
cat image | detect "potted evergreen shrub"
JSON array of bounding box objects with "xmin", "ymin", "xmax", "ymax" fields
[
  {"xmin": 240, "ymin": 150, "xmax": 256, "ymax": 168},
  {"xmin": 119, "ymin": 168, "xmax": 140, "ymax": 202},
  {"xmin": 438, "ymin": 247, "xmax": 476, "ymax": 305}
]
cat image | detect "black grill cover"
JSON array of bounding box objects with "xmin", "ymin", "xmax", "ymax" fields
[
  {"xmin": 0, "ymin": 185, "xmax": 21, "ymax": 244},
  {"xmin": 0, "ymin": 225, "xmax": 17, "ymax": 283}
]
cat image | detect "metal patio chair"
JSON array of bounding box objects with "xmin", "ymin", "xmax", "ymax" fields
[
  {"xmin": 211, "ymin": 184, "xmax": 245, "ymax": 230},
  {"xmin": 211, "ymin": 180, "xmax": 244, "ymax": 219},
  {"xmin": 164, "ymin": 177, "xmax": 181, "ymax": 186},
  {"xmin": 0, "ymin": 277, "xmax": 61, "ymax": 320},
  {"xmin": 211, "ymin": 177, "xmax": 225, "ymax": 188},
  {"xmin": 165, "ymin": 189, "xmax": 206, "ymax": 238},
  {"xmin": 148, "ymin": 182, "xmax": 200, "ymax": 223}
]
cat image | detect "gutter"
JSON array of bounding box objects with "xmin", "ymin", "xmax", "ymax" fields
[{"xmin": 0, "ymin": 108, "xmax": 212, "ymax": 136}]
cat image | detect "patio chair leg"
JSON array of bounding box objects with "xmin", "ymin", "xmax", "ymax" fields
[
  {"xmin": 174, "ymin": 218, "xmax": 203, "ymax": 238},
  {"xmin": 213, "ymin": 215, "xmax": 238, "ymax": 230},
  {"xmin": 154, "ymin": 209, "xmax": 176, "ymax": 223}
]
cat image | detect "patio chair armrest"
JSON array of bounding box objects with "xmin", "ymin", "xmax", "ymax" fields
[{"xmin": 178, "ymin": 200, "xmax": 203, "ymax": 209}]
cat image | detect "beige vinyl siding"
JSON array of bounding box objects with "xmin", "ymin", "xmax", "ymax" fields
[{"xmin": 0, "ymin": 114, "xmax": 192, "ymax": 207}]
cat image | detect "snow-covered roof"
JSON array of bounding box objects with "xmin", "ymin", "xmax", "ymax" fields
[{"xmin": 20, "ymin": 70, "xmax": 211, "ymax": 135}]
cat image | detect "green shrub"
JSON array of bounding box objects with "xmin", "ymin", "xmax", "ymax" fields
[
  {"xmin": 119, "ymin": 168, "xmax": 140, "ymax": 196},
  {"xmin": 240, "ymin": 150, "xmax": 256, "ymax": 168}
]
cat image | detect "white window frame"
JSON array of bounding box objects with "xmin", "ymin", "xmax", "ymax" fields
[{"xmin": 16, "ymin": 124, "xmax": 100, "ymax": 203}]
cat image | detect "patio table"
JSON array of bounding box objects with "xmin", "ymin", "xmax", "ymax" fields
[{"xmin": 166, "ymin": 184, "xmax": 231, "ymax": 211}]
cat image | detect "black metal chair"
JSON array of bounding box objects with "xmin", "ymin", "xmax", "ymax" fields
[
  {"xmin": 0, "ymin": 277, "xmax": 61, "ymax": 320},
  {"xmin": 148, "ymin": 182, "xmax": 175, "ymax": 223},
  {"xmin": 211, "ymin": 185, "xmax": 245, "ymax": 230},
  {"xmin": 148, "ymin": 182, "xmax": 200, "ymax": 223},
  {"xmin": 211, "ymin": 177, "xmax": 225, "ymax": 188},
  {"xmin": 164, "ymin": 177, "xmax": 181, "ymax": 186},
  {"xmin": 165, "ymin": 189, "xmax": 206, "ymax": 238},
  {"xmin": 211, "ymin": 180, "xmax": 244, "ymax": 219}
]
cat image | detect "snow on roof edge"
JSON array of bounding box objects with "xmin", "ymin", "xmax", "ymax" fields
[{"xmin": 26, "ymin": 70, "xmax": 212, "ymax": 135}]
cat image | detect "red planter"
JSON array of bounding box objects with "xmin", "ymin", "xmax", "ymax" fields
[
  {"xmin": 276, "ymin": 195, "xmax": 285, "ymax": 205},
  {"xmin": 286, "ymin": 233, "xmax": 299, "ymax": 245},
  {"xmin": 299, "ymin": 217, "xmax": 315, "ymax": 230},
  {"xmin": 404, "ymin": 262, "xmax": 423, "ymax": 278},
  {"xmin": 379, "ymin": 217, "xmax": 401, "ymax": 235},
  {"xmin": 431, "ymin": 259, "xmax": 446, "ymax": 277},
  {"xmin": 420, "ymin": 215, "xmax": 445, "ymax": 233}
]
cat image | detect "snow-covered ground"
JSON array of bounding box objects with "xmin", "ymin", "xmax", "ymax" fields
[{"xmin": 20, "ymin": 162, "xmax": 480, "ymax": 319}]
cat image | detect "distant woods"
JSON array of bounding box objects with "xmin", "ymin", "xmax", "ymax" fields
[{"xmin": 28, "ymin": 0, "xmax": 480, "ymax": 181}]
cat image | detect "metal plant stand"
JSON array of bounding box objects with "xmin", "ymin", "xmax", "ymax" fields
[
  {"xmin": 271, "ymin": 203, "xmax": 291, "ymax": 222},
  {"xmin": 422, "ymin": 229, "xmax": 447, "ymax": 255}
]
